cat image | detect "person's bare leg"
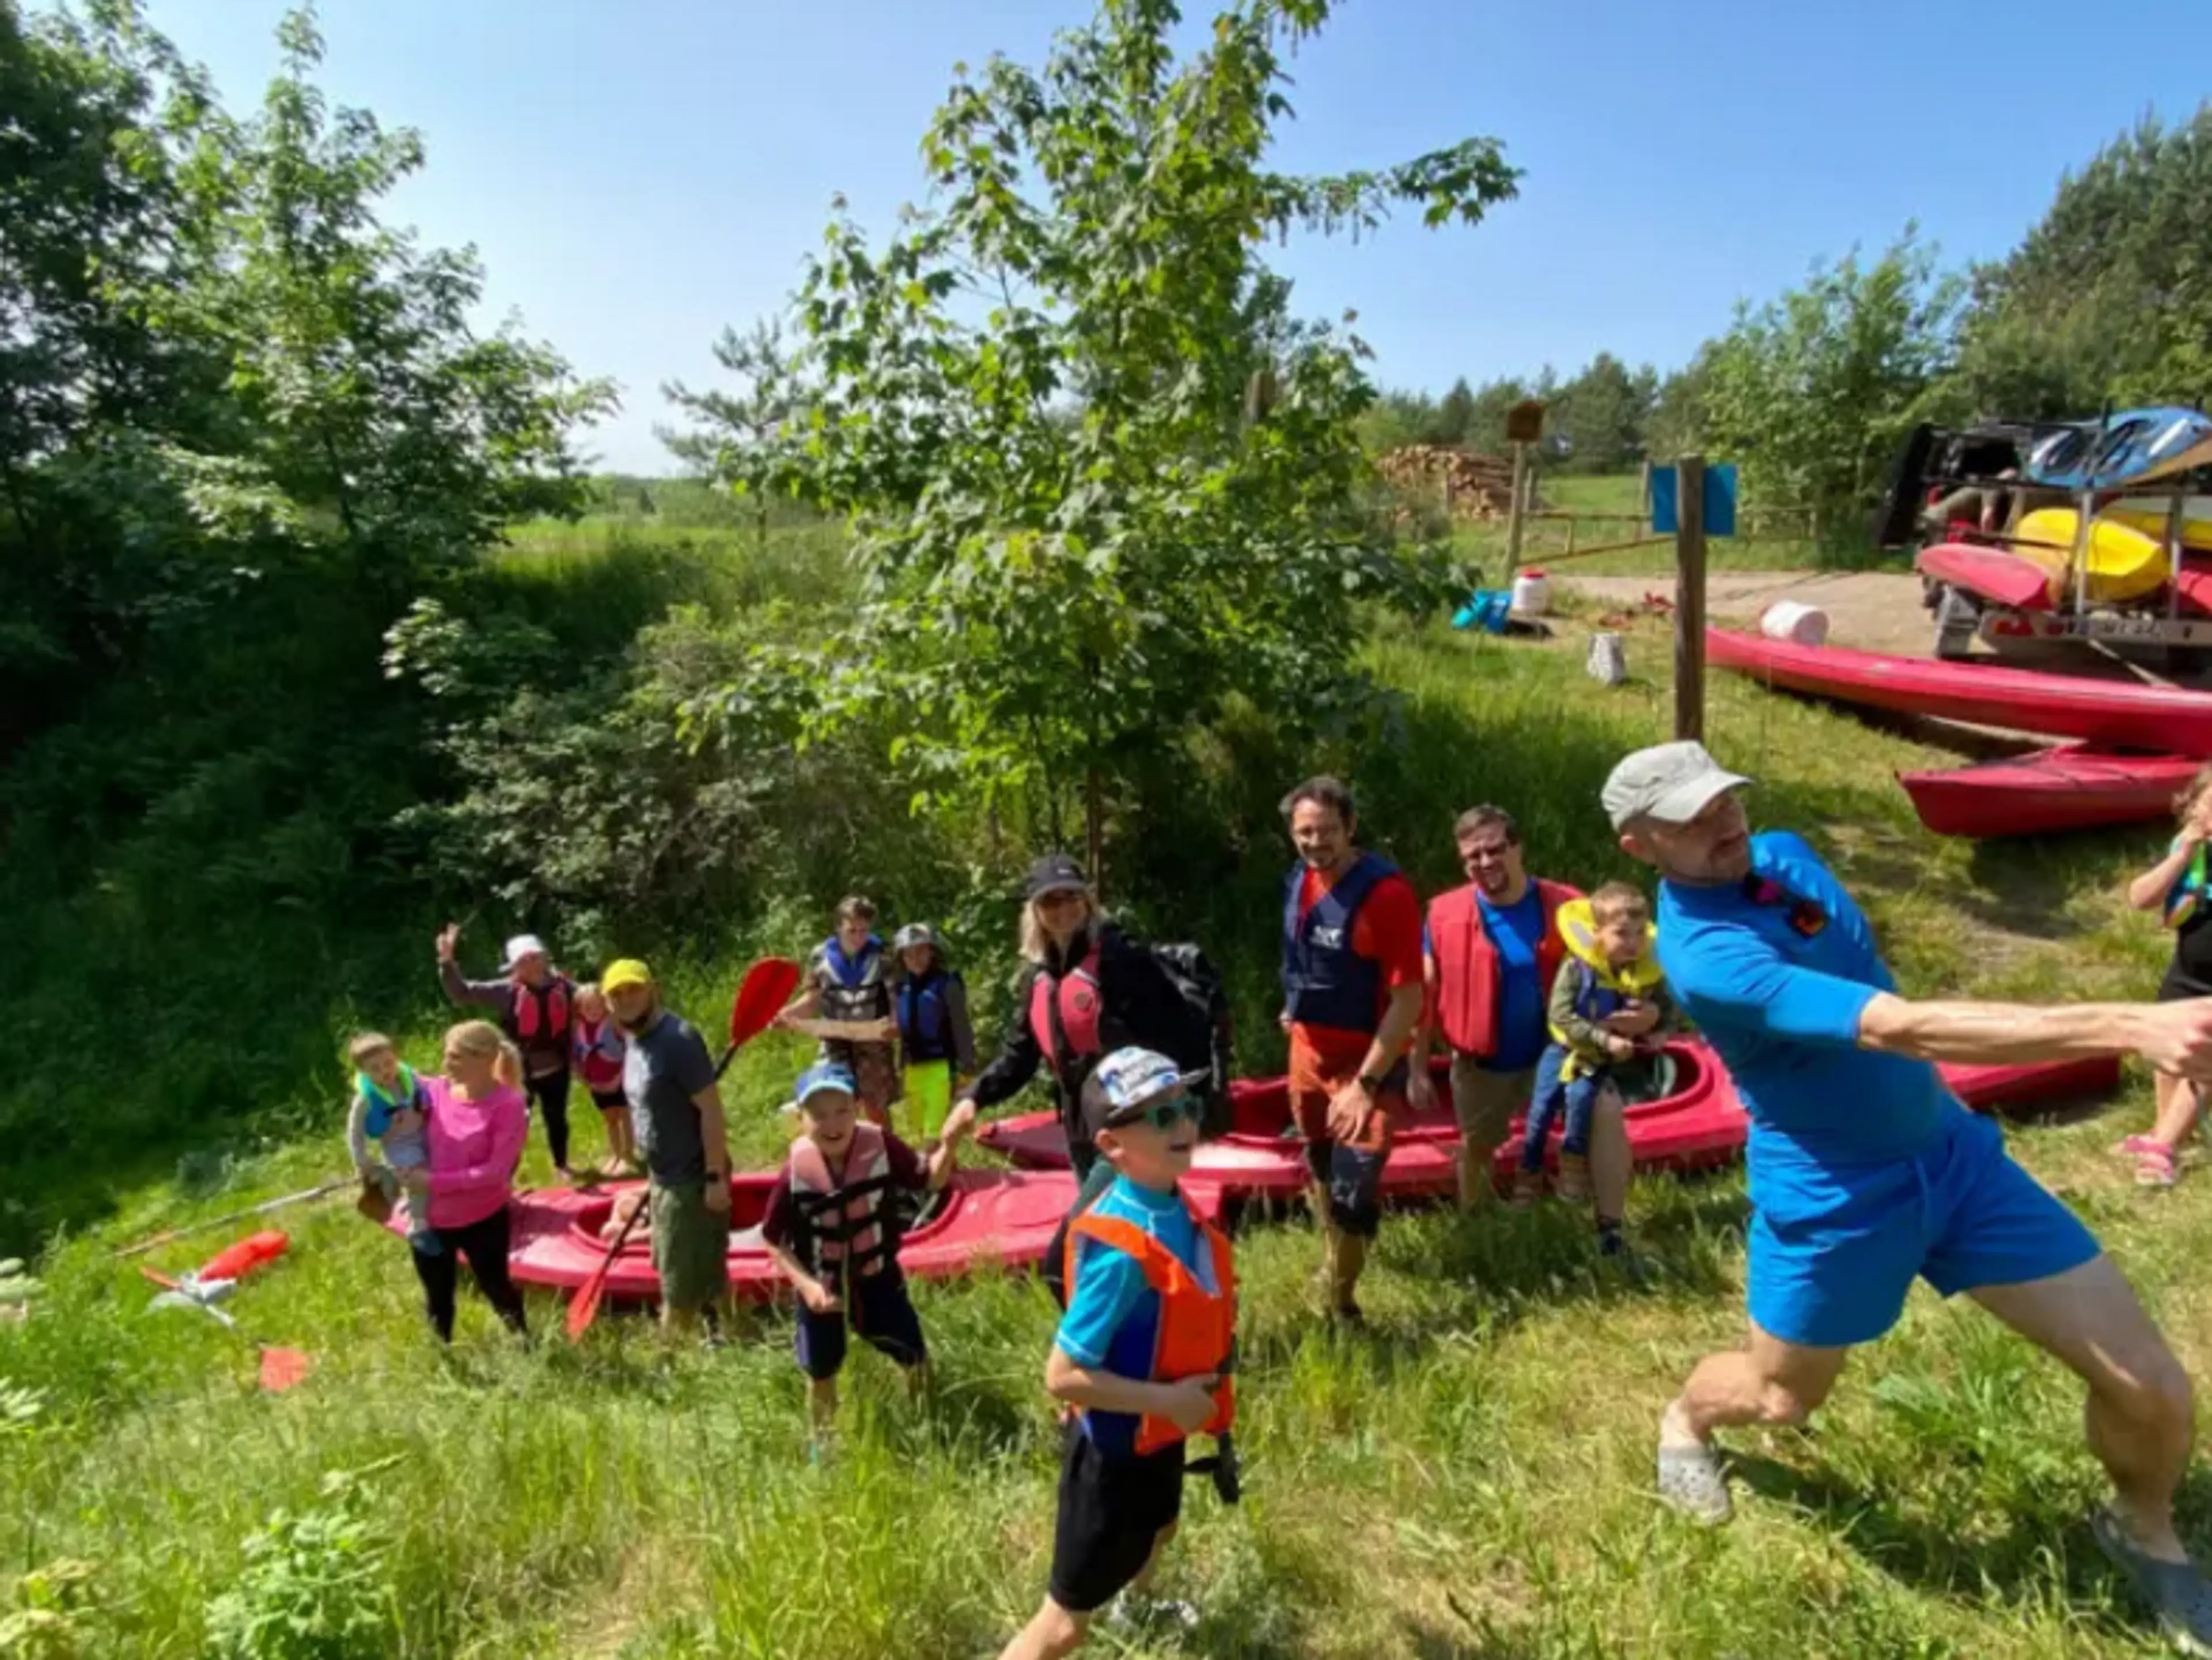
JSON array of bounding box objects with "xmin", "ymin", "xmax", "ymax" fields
[
  {"xmin": 2149, "ymin": 1072, "xmax": 2203, "ymax": 1153},
  {"xmin": 1665, "ymin": 1324, "xmax": 1850, "ymax": 1441},
  {"xmin": 1124, "ymin": 1522, "xmax": 1177, "ymax": 1598},
  {"xmin": 1972, "ymin": 1255, "xmax": 2195, "ymax": 1561},
  {"xmin": 1658, "ymin": 1324, "xmax": 1851, "ymax": 1522},
  {"xmin": 1332, "ymin": 1231, "xmax": 1368, "ymax": 1312},
  {"xmin": 999, "ymin": 1600, "xmax": 1088, "ymax": 1660},
  {"xmin": 1589, "ymin": 1088, "xmax": 1631, "ymax": 1229},
  {"xmin": 1457, "ymin": 1138, "xmax": 1500, "ymax": 1211}
]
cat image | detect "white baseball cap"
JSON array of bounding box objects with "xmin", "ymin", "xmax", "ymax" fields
[
  {"xmin": 1601, "ymin": 742, "xmax": 1753, "ymax": 832},
  {"xmin": 499, "ymin": 933, "xmax": 551, "ymax": 972}
]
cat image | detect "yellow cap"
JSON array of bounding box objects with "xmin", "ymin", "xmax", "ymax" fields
[{"xmin": 601, "ymin": 958, "xmax": 653, "ymax": 994}]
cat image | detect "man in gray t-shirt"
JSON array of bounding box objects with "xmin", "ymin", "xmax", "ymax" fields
[{"xmin": 605, "ymin": 958, "xmax": 731, "ymax": 1331}]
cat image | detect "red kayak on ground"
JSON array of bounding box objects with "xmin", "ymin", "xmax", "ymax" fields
[
  {"xmin": 1899, "ymin": 745, "xmax": 2200, "ymax": 837},
  {"xmin": 1706, "ymin": 627, "xmax": 2212, "ymax": 756},
  {"xmin": 1916, "ymin": 542, "xmax": 2053, "ymax": 612},
  {"xmin": 981, "ymin": 1041, "xmax": 1747, "ymax": 1197},
  {"xmin": 976, "ymin": 1047, "xmax": 2118, "ymax": 1191},
  {"xmin": 393, "ymin": 1166, "xmax": 1124, "ymax": 1304}
]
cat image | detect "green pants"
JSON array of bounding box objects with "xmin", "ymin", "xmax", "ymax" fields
[
  {"xmin": 903, "ymin": 1060, "xmax": 953, "ymax": 1140},
  {"xmin": 650, "ymin": 1180, "xmax": 730, "ymax": 1313}
]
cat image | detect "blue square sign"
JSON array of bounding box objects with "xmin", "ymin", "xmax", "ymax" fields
[{"xmin": 1650, "ymin": 463, "xmax": 1738, "ymax": 537}]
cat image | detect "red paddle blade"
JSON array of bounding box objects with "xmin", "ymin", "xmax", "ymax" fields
[
  {"xmin": 258, "ymin": 1346, "xmax": 312, "ymax": 1392},
  {"xmin": 564, "ymin": 1271, "xmax": 610, "ymax": 1343},
  {"xmin": 728, "ymin": 957, "xmax": 802, "ymax": 1051}
]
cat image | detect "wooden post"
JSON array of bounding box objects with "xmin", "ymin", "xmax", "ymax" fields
[
  {"xmin": 1564, "ymin": 516, "xmax": 1578, "ymax": 558},
  {"xmin": 1503, "ymin": 441, "xmax": 1528, "ymax": 585},
  {"xmin": 1674, "ymin": 453, "xmax": 1707, "ymax": 743},
  {"xmin": 1639, "ymin": 458, "xmax": 1652, "ymax": 513}
]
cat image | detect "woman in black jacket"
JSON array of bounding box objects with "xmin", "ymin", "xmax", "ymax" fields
[{"xmin": 942, "ymin": 854, "xmax": 1192, "ymax": 1183}]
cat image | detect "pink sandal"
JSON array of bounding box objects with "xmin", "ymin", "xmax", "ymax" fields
[
  {"xmin": 2135, "ymin": 1144, "xmax": 2180, "ymax": 1188},
  {"xmin": 2113, "ymin": 1134, "xmax": 2165, "ymax": 1159}
]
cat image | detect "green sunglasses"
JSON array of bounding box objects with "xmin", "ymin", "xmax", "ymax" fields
[{"xmin": 1109, "ymin": 1093, "xmax": 1202, "ymax": 1132}]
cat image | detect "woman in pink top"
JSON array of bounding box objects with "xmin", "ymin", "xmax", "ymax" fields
[{"xmin": 396, "ymin": 1020, "xmax": 531, "ymax": 1341}]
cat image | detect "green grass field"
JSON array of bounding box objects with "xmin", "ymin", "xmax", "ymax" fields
[
  {"xmin": 6, "ymin": 600, "xmax": 2205, "ymax": 1659},
  {"xmin": 1455, "ymin": 473, "xmax": 1880, "ymax": 578}
]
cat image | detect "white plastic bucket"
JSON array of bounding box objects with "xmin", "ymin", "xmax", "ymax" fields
[
  {"xmin": 1511, "ymin": 568, "xmax": 1552, "ymax": 616},
  {"xmin": 1759, "ymin": 600, "xmax": 1830, "ymax": 647}
]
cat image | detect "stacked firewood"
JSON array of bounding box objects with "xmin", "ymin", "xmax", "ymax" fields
[{"xmin": 1373, "ymin": 445, "xmax": 1533, "ymax": 519}]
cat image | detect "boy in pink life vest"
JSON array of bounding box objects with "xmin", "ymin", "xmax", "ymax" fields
[
  {"xmin": 760, "ymin": 1062, "xmax": 969, "ymax": 1445},
  {"xmin": 571, "ymin": 982, "xmax": 635, "ymax": 1177}
]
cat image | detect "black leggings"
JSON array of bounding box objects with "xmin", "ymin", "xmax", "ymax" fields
[
  {"xmin": 411, "ymin": 1205, "xmax": 528, "ymax": 1343},
  {"xmin": 527, "ymin": 1068, "xmax": 572, "ymax": 1169}
]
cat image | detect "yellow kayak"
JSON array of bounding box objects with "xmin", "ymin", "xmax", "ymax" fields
[
  {"xmin": 2013, "ymin": 507, "xmax": 2168, "ymax": 604},
  {"xmin": 2109, "ymin": 496, "xmax": 2212, "ymax": 554}
]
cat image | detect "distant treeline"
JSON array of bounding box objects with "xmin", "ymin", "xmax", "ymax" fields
[{"xmin": 1368, "ymin": 106, "xmax": 2212, "ymax": 536}]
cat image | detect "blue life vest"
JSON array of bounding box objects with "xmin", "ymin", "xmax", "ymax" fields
[
  {"xmin": 896, "ymin": 969, "xmax": 961, "ymax": 1064},
  {"xmin": 819, "ymin": 935, "xmax": 891, "ymax": 1025},
  {"xmin": 358, "ymin": 1066, "xmax": 427, "ymax": 1139},
  {"xmin": 1281, "ymin": 852, "xmax": 1397, "ymax": 1033}
]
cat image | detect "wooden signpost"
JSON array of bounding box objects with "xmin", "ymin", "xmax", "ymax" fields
[
  {"xmin": 1673, "ymin": 454, "xmax": 1706, "ymax": 743},
  {"xmin": 1502, "ymin": 399, "xmax": 1544, "ymax": 585}
]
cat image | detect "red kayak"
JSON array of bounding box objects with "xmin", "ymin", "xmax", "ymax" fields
[
  {"xmin": 1899, "ymin": 744, "xmax": 2199, "ymax": 837},
  {"xmin": 1707, "ymin": 627, "xmax": 2212, "ymax": 756},
  {"xmin": 1916, "ymin": 542, "xmax": 2052, "ymax": 612},
  {"xmin": 981, "ymin": 1041, "xmax": 1747, "ymax": 1197},
  {"xmin": 392, "ymin": 1167, "xmax": 1122, "ymax": 1304},
  {"xmin": 977, "ymin": 1048, "xmax": 2118, "ymax": 1191}
]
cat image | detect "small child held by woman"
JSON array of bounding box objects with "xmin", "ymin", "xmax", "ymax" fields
[{"xmin": 344, "ymin": 1032, "xmax": 438, "ymax": 1255}]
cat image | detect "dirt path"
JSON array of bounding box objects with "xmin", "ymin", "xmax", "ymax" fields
[{"xmin": 1560, "ymin": 570, "xmax": 1935, "ymax": 657}]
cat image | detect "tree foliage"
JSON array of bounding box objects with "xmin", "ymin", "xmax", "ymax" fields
[
  {"xmin": 660, "ymin": 315, "xmax": 810, "ymax": 550},
  {"xmin": 758, "ymin": 0, "xmax": 1518, "ymax": 874},
  {"xmin": 1952, "ymin": 105, "xmax": 2212, "ymax": 418},
  {"xmin": 1696, "ymin": 232, "xmax": 1963, "ymax": 532}
]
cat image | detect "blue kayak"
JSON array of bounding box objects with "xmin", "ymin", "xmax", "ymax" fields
[{"xmin": 2025, "ymin": 407, "xmax": 2212, "ymax": 492}]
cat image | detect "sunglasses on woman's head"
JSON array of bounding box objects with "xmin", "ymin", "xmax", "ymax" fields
[{"xmin": 1112, "ymin": 1094, "xmax": 1201, "ymax": 1133}]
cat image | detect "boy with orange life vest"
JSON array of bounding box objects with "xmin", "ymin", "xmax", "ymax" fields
[
  {"xmin": 760, "ymin": 1062, "xmax": 969, "ymax": 1438},
  {"xmin": 436, "ymin": 924, "xmax": 581, "ymax": 1180},
  {"xmin": 1516, "ymin": 883, "xmax": 1672, "ymax": 1240},
  {"xmin": 997, "ymin": 1047, "xmax": 1236, "ymax": 1660}
]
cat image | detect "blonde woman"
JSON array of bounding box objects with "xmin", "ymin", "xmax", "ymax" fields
[
  {"xmin": 393, "ymin": 1020, "xmax": 531, "ymax": 1341},
  {"xmin": 943, "ymin": 854, "xmax": 1194, "ymax": 1184}
]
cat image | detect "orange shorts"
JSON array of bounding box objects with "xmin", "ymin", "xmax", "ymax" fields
[{"xmin": 1286, "ymin": 1029, "xmax": 1401, "ymax": 1155}]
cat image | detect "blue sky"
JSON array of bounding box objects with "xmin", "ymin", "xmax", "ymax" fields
[{"xmin": 135, "ymin": 0, "xmax": 2206, "ymax": 473}]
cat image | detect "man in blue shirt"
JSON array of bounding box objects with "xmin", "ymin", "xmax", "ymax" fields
[{"xmin": 1608, "ymin": 740, "xmax": 2212, "ymax": 1653}]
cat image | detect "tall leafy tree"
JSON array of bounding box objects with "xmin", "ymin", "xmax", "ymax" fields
[
  {"xmin": 1430, "ymin": 376, "xmax": 1476, "ymax": 445},
  {"xmin": 1952, "ymin": 105, "xmax": 2212, "ymax": 416},
  {"xmin": 661, "ymin": 315, "xmax": 810, "ymax": 552},
  {"xmin": 1698, "ymin": 230, "xmax": 1963, "ymax": 533},
  {"xmin": 762, "ymin": 0, "xmax": 1518, "ymax": 876}
]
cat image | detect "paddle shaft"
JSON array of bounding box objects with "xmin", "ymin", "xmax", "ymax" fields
[{"xmin": 114, "ymin": 1178, "xmax": 351, "ymax": 1259}]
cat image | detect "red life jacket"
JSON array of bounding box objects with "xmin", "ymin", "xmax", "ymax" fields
[
  {"xmin": 1426, "ymin": 879, "xmax": 1580, "ymax": 1058},
  {"xmin": 1062, "ymin": 1201, "xmax": 1236, "ymax": 1453},
  {"xmin": 1029, "ymin": 944, "xmax": 1105, "ymax": 1070},
  {"xmin": 788, "ymin": 1123, "xmax": 897, "ymax": 1280},
  {"xmin": 511, "ymin": 976, "xmax": 571, "ymax": 1044}
]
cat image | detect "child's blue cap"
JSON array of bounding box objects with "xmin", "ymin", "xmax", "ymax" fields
[{"xmin": 795, "ymin": 1063, "xmax": 858, "ymax": 1108}]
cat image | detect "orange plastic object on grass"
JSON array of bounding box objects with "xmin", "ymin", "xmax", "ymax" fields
[{"xmin": 197, "ymin": 1230, "xmax": 289, "ymax": 1284}]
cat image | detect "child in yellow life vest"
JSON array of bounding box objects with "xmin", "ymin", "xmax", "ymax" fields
[
  {"xmin": 998, "ymin": 1047, "xmax": 1235, "ymax": 1660},
  {"xmin": 1516, "ymin": 883, "xmax": 1672, "ymax": 1238}
]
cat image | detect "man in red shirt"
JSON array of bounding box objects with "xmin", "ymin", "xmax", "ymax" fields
[{"xmin": 1279, "ymin": 776, "xmax": 1426, "ymax": 1322}]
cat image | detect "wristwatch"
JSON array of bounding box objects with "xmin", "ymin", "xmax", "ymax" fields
[{"xmin": 1357, "ymin": 1072, "xmax": 1386, "ymax": 1097}]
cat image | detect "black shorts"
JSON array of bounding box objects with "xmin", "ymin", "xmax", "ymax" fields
[
  {"xmin": 589, "ymin": 1087, "xmax": 628, "ymax": 1113},
  {"xmin": 1048, "ymin": 1422, "xmax": 1185, "ymax": 1614},
  {"xmin": 793, "ymin": 1269, "xmax": 927, "ymax": 1379},
  {"xmin": 2160, "ymin": 963, "xmax": 2212, "ymax": 1004}
]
